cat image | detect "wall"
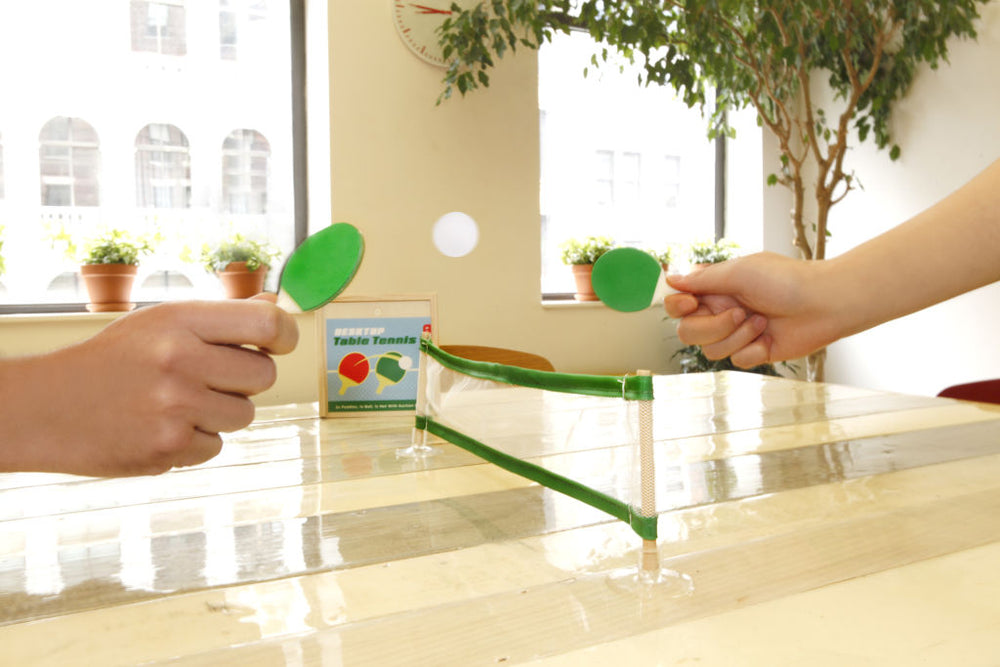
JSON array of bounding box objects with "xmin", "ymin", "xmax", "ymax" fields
[{"xmin": 761, "ymin": 2, "xmax": 1000, "ymax": 395}]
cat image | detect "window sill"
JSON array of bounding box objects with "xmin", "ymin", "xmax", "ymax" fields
[
  {"xmin": 0, "ymin": 309, "xmax": 130, "ymax": 324},
  {"xmin": 540, "ymin": 298, "xmax": 606, "ymax": 309}
]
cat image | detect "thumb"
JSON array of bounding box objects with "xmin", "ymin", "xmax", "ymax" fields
[
  {"xmin": 665, "ymin": 262, "xmax": 731, "ymax": 296},
  {"xmin": 251, "ymin": 292, "xmax": 278, "ymax": 304}
]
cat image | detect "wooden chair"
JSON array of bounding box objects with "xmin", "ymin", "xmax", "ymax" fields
[
  {"xmin": 937, "ymin": 379, "xmax": 1000, "ymax": 405},
  {"xmin": 439, "ymin": 344, "xmax": 555, "ymax": 372}
]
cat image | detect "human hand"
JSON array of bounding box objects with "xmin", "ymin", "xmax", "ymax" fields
[
  {"xmin": 663, "ymin": 252, "xmax": 841, "ymax": 368},
  {"xmin": 3, "ymin": 299, "xmax": 298, "ymax": 477}
]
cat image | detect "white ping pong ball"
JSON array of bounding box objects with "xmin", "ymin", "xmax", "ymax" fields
[
  {"xmin": 432, "ymin": 211, "xmax": 479, "ymax": 258},
  {"xmin": 398, "ymin": 355, "xmax": 413, "ymax": 371}
]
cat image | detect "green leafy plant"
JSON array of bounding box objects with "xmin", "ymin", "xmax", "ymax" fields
[
  {"xmin": 437, "ymin": 0, "xmax": 988, "ymax": 381},
  {"xmin": 672, "ymin": 344, "xmax": 794, "ymax": 377},
  {"xmin": 688, "ymin": 238, "xmax": 739, "ymax": 265},
  {"xmin": 648, "ymin": 246, "xmax": 674, "ymax": 267},
  {"xmin": 81, "ymin": 229, "xmax": 155, "ymax": 266},
  {"xmin": 199, "ymin": 233, "xmax": 280, "ymax": 273},
  {"xmin": 559, "ymin": 235, "xmax": 615, "ymax": 265}
]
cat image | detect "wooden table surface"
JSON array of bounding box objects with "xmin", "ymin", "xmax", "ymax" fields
[{"xmin": 3, "ymin": 371, "xmax": 1000, "ymax": 665}]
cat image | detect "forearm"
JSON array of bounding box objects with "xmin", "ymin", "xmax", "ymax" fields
[{"xmin": 827, "ymin": 158, "xmax": 1000, "ymax": 338}]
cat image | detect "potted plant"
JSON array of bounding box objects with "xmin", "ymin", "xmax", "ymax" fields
[
  {"xmin": 688, "ymin": 238, "xmax": 739, "ymax": 268},
  {"xmin": 78, "ymin": 229, "xmax": 155, "ymax": 312},
  {"xmin": 200, "ymin": 233, "xmax": 280, "ymax": 299},
  {"xmin": 672, "ymin": 343, "xmax": 794, "ymax": 377},
  {"xmin": 559, "ymin": 235, "xmax": 615, "ymax": 301},
  {"xmin": 649, "ymin": 246, "xmax": 674, "ymax": 273}
]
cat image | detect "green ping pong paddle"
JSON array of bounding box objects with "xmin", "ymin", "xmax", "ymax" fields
[
  {"xmin": 276, "ymin": 222, "xmax": 364, "ymax": 312},
  {"xmin": 591, "ymin": 247, "xmax": 677, "ymax": 312},
  {"xmin": 375, "ymin": 351, "xmax": 409, "ymax": 394}
]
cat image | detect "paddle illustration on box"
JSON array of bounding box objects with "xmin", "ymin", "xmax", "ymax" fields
[{"xmin": 336, "ymin": 350, "xmax": 413, "ymax": 396}]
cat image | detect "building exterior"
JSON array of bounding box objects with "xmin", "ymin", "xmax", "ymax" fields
[{"xmin": 0, "ymin": 0, "xmax": 295, "ymax": 304}]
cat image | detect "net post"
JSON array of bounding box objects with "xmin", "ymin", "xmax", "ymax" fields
[
  {"xmin": 637, "ymin": 369, "xmax": 658, "ymax": 574},
  {"xmin": 410, "ymin": 332, "xmax": 432, "ymax": 449}
]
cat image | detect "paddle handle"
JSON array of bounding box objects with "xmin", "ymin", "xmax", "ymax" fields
[
  {"xmin": 649, "ymin": 269, "xmax": 680, "ymax": 306},
  {"xmin": 276, "ymin": 290, "xmax": 303, "ymax": 313}
]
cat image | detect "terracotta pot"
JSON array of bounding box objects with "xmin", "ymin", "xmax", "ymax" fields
[
  {"xmin": 571, "ymin": 263, "xmax": 598, "ymax": 301},
  {"xmin": 80, "ymin": 263, "xmax": 138, "ymax": 312},
  {"xmin": 217, "ymin": 261, "xmax": 269, "ymax": 299}
]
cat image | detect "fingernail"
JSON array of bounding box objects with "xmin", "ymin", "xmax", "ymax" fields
[
  {"xmin": 751, "ymin": 314, "xmax": 767, "ymax": 330},
  {"xmin": 731, "ymin": 309, "xmax": 747, "ymax": 325}
]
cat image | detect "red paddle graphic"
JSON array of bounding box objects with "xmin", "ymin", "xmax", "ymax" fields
[{"xmin": 337, "ymin": 352, "xmax": 370, "ymax": 395}]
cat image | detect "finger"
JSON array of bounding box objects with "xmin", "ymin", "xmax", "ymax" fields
[
  {"xmin": 700, "ymin": 314, "xmax": 769, "ymax": 361},
  {"xmin": 191, "ymin": 390, "xmax": 257, "ymax": 435},
  {"xmin": 194, "ymin": 343, "xmax": 277, "ymax": 396},
  {"xmin": 181, "ymin": 301, "xmax": 299, "ymax": 354},
  {"xmin": 675, "ymin": 307, "xmax": 748, "ymax": 346},
  {"xmin": 170, "ymin": 428, "xmax": 225, "ymax": 468},
  {"xmin": 730, "ymin": 335, "xmax": 773, "ymax": 369},
  {"xmin": 252, "ymin": 292, "xmax": 278, "ymax": 304},
  {"xmin": 664, "ymin": 293, "xmax": 699, "ymax": 318},
  {"xmin": 665, "ymin": 262, "xmax": 729, "ymax": 295}
]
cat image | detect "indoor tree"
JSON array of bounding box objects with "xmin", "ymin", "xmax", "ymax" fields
[{"xmin": 437, "ymin": 0, "xmax": 988, "ymax": 380}]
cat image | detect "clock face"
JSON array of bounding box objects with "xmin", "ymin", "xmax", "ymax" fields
[{"xmin": 391, "ymin": 1, "xmax": 469, "ymax": 68}]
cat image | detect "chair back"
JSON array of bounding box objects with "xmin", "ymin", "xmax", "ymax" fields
[
  {"xmin": 440, "ymin": 345, "xmax": 555, "ymax": 372},
  {"xmin": 937, "ymin": 379, "xmax": 1000, "ymax": 405}
]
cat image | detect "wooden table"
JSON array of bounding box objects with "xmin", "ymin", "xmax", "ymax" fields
[{"xmin": 3, "ymin": 371, "xmax": 1000, "ymax": 665}]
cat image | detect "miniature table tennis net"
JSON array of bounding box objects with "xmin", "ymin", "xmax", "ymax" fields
[{"xmin": 413, "ymin": 338, "xmax": 660, "ymax": 541}]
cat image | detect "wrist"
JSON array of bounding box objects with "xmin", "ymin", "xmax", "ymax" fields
[{"xmin": 806, "ymin": 256, "xmax": 863, "ymax": 343}]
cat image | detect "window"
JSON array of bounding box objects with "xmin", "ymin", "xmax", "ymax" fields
[
  {"xmin": 39, "ymin": 117, "xmax": 101, "ymax": 207},
  {"xmin": 539, "ymin": 30, "xmax": 720, "ymax": 296},
  {"xmin": 0, "ymin": 132, "xmax": 5, "ymax": 200},
  {"xmin": 0, "ymin": 1, "xmax": 310, "ymax": 311},
  {"xmin": 131, "ymin": 0, "xmax": 187, "ymax": 56},
  {"xmin": 220, "ymin": 0, "xmax": 269, "ymax": 61},
  {"xmin": 222, "ymin": 129, "xmax": 269, "ymax": 214},
  {"xmin": 135, "ymin": 123, "xmax": 191, "ymax": 209}
]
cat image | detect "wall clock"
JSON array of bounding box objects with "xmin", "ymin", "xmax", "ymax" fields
[{"xmin": 391, "ymin": 1, "xmax": 473, "ymax": 68}]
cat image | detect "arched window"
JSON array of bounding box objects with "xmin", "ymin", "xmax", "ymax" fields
[
  {"xmin": 222, "ymin": 129, "xmax": 269, "ymax": 214},
  {"xmin": 39, "ymin": 117, "xmax": 101, "ymax": 207},
  {"xmin": 135, "ymin": 123, "xmax": 191, "ymax": 208}
]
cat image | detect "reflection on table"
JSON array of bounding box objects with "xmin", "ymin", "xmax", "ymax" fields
[{"xmin": 2, "ymin": 371, "xmax": 1000, "ymax": 664}]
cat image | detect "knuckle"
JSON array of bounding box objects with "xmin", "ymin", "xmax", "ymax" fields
[{"xmin": 149, "ymin": 336, "xmax": 188, "ymax": 373}]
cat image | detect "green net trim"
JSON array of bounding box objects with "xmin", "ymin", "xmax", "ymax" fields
[
  {"xmin": 420, "ymin": 338, "xmax": 654, "ymax": 401},
  {"xmin": 414, "ymin": 415, "xmax": 658, "ymax": 541}
]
